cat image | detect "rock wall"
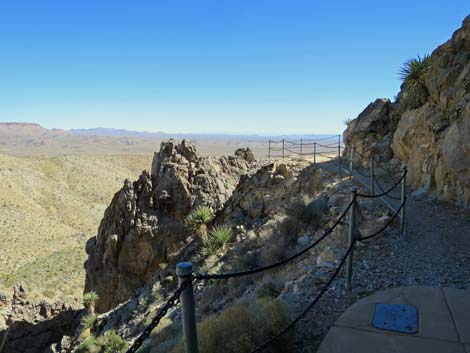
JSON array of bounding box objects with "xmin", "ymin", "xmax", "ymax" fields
[
  {"xmin": 344, "ymin": 16, "xmax": 470, "ymax": 206},
  {"xmin": 84, "ymin": 140, "xmax": 252, "ymax": 312}
]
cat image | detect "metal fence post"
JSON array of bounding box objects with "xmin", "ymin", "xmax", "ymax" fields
[
  {"xmin": 401, "ymin": 166, "xmax": 407, "ymax": 240},
  {"xmin": 300, "ymin": 138, "xmax": 303, "ymax": 156},
  {"xmin": 349, "ymin": 148, "xmax": 353, "ymax": 178},
  {"xmin": 313, "ymin": 142, "xmax": 316, "ymax": 164},
  {"xmin": 337, "ymin": 138, "xmax": 341, "ymax": 176},
  {"xmin": 268, "ymin": 140, "xmax": 271, "ymax": 159},
  {"xmin": 346, "ymin": 187, "xmax": 357, "ymax": 291},
  {"xmin": 282, "ymin": 139, "xmax": 285, "ymax": 160},
  {"xmin": 176, "ymin": 262, "xmax": 199, "ymax": 353},
  {"xmin": 370, "ymin": 154, "xmax": 375, "ymax": 196}
]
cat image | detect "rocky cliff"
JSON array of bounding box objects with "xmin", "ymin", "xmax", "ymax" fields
[
  {"xmin": 84, "ymin": 140, "xmax": 252, "ymax": 312},
  {"xmin": 344, "ymin": 16, "xmax": 470, "ymax": 206}
]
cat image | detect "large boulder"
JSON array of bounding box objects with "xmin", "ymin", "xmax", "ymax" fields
[{"xmin": 84, "ymin": 140, "xmax": 251, "ymax": 312}]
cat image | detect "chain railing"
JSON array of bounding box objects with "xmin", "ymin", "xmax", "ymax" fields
[
  {"xmin": 268, "ymin": 135, "xmax": 344, "ymax": 176},
  {"xmin": 126, "ymin": 143, "xmax": 408, "ymax": 353}
]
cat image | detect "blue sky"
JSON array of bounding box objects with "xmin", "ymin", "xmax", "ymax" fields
[{"xmin": 0, "ymin": 1, "xmax": 468, "ymax": 134}]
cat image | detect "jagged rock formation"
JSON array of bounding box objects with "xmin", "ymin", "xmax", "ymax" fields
[
  {"xmin": 0, "ymin": 283, "xmax": 81, "ymax": 353},
  {"xmin": 234, "ymin": 147, "xmax": 256, "ymax": 163},
  {"xmin": 343, "ymin": 98, "xmax": 400, "ymax": 166},
  {"xmin": 84, "ymin": 140, "xmax": 252, "ymax": 312},
  {"xmin": 344, "ymin": 16, "xmax": 470, "ymax": 206}
]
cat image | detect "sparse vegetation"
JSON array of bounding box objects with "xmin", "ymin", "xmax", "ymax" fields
[
  {"xmin": 343, "ymin": 117, "xmax": 353, "ymax": 126},
  {"xmin": 77, "ymin": 331, "xmax": 128, "ymax": 353},
  {"xmin": 0, "ymin": 153, "xmax": 151, "ymax": 301},
  {"xmin": 398, "ymin": 54, "xmax": 431, "ymax": 108},
  {"xmin": 201, "ymin": 224, "xmax": 233, "ymax": 256},
  {"xmin": 171, "ymin": 298, "xmax": 291, "ymax": 353},
  {"xmin": 185, "ymin": 205, "xmax": 215, "ymax": 237}
]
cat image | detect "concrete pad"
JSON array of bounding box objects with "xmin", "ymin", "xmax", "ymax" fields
[
  {"xmin": 317, "ymin": 326, "xmax": 466, "ymax": 353},
  {"xmin": 319, "ymin": 287, "xmax": 470, "ymax": 353},
  {"xmin": 443, "ymin": 288, "xmax": 470, "ymax": 343},
  {"xmin": 335, "ymin": 286, "xmax": 459, "ymax": 342}
]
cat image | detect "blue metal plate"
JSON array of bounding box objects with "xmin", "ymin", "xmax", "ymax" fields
[{"xmin": 372, "ymin": 303, "xmax": 418, "ymax": 334}]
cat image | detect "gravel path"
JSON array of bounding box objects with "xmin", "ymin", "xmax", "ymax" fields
[{"xmin": 295, "ymin": 162, "xmax": 470, "ymax": 352}]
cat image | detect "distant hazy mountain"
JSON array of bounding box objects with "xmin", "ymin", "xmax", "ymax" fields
[{"xmin": 68, "ymin": 127, "xmax": 340, "ymax": 141}]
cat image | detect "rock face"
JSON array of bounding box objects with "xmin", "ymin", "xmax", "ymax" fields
[
  {"xmin": 344, "ymin": 16, "xmax": 470, "ymax": 206},
  {"xmin": 343, "ymin": 98, "xmax": 399, "ymax": 166},
  {"xmin": 0, "ymin": 283, "xmax": 81, "ymax": 353},
  {"xmin": 85, "ymin": 140, "xmax": 251, "ymax": 312}
]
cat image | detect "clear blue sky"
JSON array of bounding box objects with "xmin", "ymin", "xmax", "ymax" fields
[{"xmin": 0, "ymin": 1, "xmax": 468, "ymax": 134}]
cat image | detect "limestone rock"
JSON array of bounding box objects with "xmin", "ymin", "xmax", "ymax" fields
[{"xmin": 84, "ymin": 139, "xmax": 251, "ymax": 312}]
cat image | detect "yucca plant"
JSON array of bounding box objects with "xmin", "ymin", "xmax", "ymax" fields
[
  {"xmin": 81, "ymin": 313, "xmax": 97, "ymax": 330},
  {"xmin": 201, "ymin": 224, "xmax": 233, "ymax": 256},
  {"xmin": 185, "ymin": 205, "xmax": 215, "ymax": 237},
  {"xmin": 83, "ymin": 291, "xmax": 99, "ymax": 315},
  {"xmin": 398, "ymin": 54, "xmax": 431, "ymax": 107}
]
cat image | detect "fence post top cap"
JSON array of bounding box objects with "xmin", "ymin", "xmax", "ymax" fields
[
  {"xmin": 176, "ymin": 262, "xmax": 193, "ymax": 276},
  {"xmin": 402, "ymin": 165, "xmax": 408, "ymax": 170}
]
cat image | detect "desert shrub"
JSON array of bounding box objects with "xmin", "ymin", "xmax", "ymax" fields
[
  {"xmin": 343, "ymin": 117, "xmax": 353, "ymax": 126},
  {"xmin": 286, "ymin": 198, "xmax": 327, "ymax": 229},
  {"xmin": 171, "ymin": 298, "xmax": 291, "ymax": 353},
  {"xmin": 83, "ymin": 291, "xmax": 99, "ymax": 314},
  {"xmin": 185, "ymin": 206, "xmax": 214, "ymax": 237},
  {"xmin": 81, "ymin": 313, "xmax": 98, "ymax": 330},
  {"xmin": 201, "ymin": 224, "xmax": 232, "ymax": 256},
  {"xmin": 398, "ymin": 54, "xmax": 431, "ymax": 108},
  {"xmin": 77, "ymin": 331, "xmax": 128, "ymax": 353},
  {"xmin": 275, "ymin": 163, "xmax": 289, "ymax": 177}
]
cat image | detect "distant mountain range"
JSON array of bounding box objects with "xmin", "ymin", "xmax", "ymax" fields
[{"xmin": 69, "ymin": 127, "xmax": 340, "ymax": 141}]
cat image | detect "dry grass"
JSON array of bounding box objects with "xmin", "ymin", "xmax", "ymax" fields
[{"xmin": 0, "ymin": 153, "xmax": 151, "ymax": 301}]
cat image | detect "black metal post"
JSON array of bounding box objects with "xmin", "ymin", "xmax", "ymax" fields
[
  {"xmin": 176, "ymin": 262, "xmax": 199, "ymax": 353},
  {"xmin": 346, "ymin": 187, "xmax": 357, "ymax": 291}
]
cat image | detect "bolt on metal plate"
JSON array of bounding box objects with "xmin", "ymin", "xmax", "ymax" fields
[{"xmin": 372, "ymin": 303, "xmax": 418, "ymax": 334}]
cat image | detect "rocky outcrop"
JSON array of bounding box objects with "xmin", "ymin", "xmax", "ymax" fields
[
  {"xmin": 392, "ymin": 16, "xmax": 470, "ymax": 206},
  {"xmin": 343, "ymin": 98, "xmax": 400, "ymax": 167},
  {"xmin": 84, "ymin": 140, "xmax": 252, "ymax": 312},
  {"xmin": 344, "ymin": 16, "xmax": 470, "ymax": 206},
  {"xmin": 234, "ymin": 147, "xmax": 256, "ymax": 163},
  {"xmin": 0, "ymin": 283, "xmax": 81, "ymax": 353}
]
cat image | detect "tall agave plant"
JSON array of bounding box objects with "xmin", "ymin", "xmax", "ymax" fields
[
  {"xmin": 83, "ymin": 291, "xmax": 99, "ymax": 315},
  {"xmin": 185, "ymin": 205, "xmax": 215, "ymax": 238},
  {"xmin": 398, "ymin": 54, "xmax": 432, "ymax": 107}
]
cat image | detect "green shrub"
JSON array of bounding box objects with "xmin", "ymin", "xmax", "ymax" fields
[
  {"xmin": 171, "ymin": 298, "xmax": 291, "ymax": 353},
  {"xmin": 77, "ymin": 331, "xmax": 128, "ymax": 353},
  {"xmin": 83, "ymin": 291, "xmax": 99, "ymax": 314},
  {"xmin": 398, "ymin": 54, "xmax": 431, "ymax": 108},
  {"xmin": 81, "ymin": 313, "xmax": 98, "ymax": 330},
  {"xmin": 185, "ymin": 206, "xmax": 215, "ymax": 237},
  {"xmin": 201, "ymin": 224, "xmax": 232, "ymax": 256}
]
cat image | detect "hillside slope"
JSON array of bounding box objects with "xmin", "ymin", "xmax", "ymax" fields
[{"xmin": 0, "ymin": 153, "xmax": 152, "ymax": 301}]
